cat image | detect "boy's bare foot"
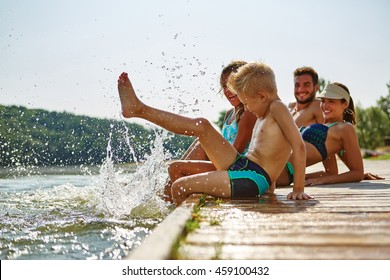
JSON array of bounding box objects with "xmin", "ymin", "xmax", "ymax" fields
[{"xmin": 117, "ymin": 72, "xmax": 144, "ymax": 118}]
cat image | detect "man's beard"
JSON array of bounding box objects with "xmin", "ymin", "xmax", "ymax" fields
[{"xmin": 296, "ymin": 93, "xmax": 315, "ymax": 104}]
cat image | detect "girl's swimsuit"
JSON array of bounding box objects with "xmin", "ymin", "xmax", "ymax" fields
[
  {"xmin": 221, "ymin": 111, "xmax": 238, "ymax": 145},
  {"xmin": 227, "ymin": 154, "xmax": 271, "ymax": 198},
  {"xmin": 221, "ymin": 110, "xmax": 249, "ymax": 154}
]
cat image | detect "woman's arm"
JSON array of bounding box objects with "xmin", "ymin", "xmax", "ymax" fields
[
  {"xmin": 339, "ymin": 150, "xmax": 384, "ymax": 181},
  {"xmin": 305, "ymin": 154, "xmax": 338, "ymax": 179},
  {"xmin": 305, "ymin": 125, "xmax": 364, "ymax": 186}
]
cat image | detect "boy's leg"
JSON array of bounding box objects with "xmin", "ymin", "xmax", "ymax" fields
[
  {"xmin": 118, "ymin": 72, "xmax": 238, "ymax": 170},
  {"xmin": 171, "ymin": 170, "xmax": 231, "ymax": 205}
]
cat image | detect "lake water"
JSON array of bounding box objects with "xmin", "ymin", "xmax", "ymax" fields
[{"xmin": 0, "ymin": 134, "xmax": 174, "ymax": 260}]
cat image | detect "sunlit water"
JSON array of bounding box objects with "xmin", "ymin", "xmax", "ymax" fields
[{"xmin": 0, "ymin": 131, "xmax": 174, "ymax": 260}]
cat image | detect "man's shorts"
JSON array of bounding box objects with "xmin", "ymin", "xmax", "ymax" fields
[
  {"xmin": 285, "ymin": 162, "xmax": 294, "ymax": 185},
  {"xmin": 227, "ymin": 155, "xmax": 271, "ymax": 198}
]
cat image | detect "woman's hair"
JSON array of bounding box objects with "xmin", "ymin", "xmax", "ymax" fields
[
  {"xmin": 219, "ymin": 60, "xmax": 247, "ymax": 88},
  {"xmin": 220, "ymin": 60, "xmax": 247, "ymax": 123},
  {"xmin": 333, "ymin": 82, "xmax": 356, "ymax": 125}
]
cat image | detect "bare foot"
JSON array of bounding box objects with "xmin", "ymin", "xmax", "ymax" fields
[
  {"xmin": 117, "ymin": 72, "xmax": 144, "ymax": 118},
  {"xmin": 161, "ymin": 179, "xmax": 174, "ymax": 203}
]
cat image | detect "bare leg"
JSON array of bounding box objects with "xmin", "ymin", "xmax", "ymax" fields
[
  {"xmin": 163, "ymin": 140, "xmax": 209, "ymax": 202},
  {"xmin": 163, "ymin": 161, "xmax": 216, "ymax": 203},
  {"xmin": 183, "ymin": 140, "xmax": 208, "ymax": 160},
  {"xmin": 171, "ymin": 171, "xmax": 231, "ymax": 205},
  {"xmin": 118, "ymin": 72, "xmax": 237, "ymax": 170},
  {"xmin": 169, "ymin": 160, "xmax": 216, "ymax": 181},
  {"xmin": 275, "ymin": 168, "xmax": 291, "ymax": 187},
  {"xmin": 180, "ymin": 139, "xmax": 208, "ymax": 160}
]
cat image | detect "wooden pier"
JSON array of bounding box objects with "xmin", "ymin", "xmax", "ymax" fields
[{"xmin": 127, "ymin": 159, "xmax": 390, "ymax": 260}]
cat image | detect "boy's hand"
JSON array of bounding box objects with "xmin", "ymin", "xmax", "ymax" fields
[{"xmin": 287, "ymin": 191, "xmax": 312, "ymax": 200}]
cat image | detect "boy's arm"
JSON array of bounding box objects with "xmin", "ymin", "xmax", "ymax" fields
[{"xmin": 272, "ymin": 101, "xmax": 311, "ymax": 200}]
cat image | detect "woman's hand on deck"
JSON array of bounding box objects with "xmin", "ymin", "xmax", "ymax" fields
[
  {"xmin": 363, "ymin": 172, "xmax": 385, "ymax": 180},
  {"xmin": 305, "ymin": 176, "xmax": 329, "ymax": 186}
]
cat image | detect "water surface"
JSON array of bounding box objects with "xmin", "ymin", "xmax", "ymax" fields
[{"xmin": 0, "ymin": 158, "xmax": 172, "ymax": 259}]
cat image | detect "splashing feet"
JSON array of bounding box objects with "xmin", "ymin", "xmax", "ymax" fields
[{"xmin": 117, "ymin": 72, "xmax": 144, "ymax": 118}]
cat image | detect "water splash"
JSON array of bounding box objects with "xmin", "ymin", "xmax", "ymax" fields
[
  {"xmin": 0, "ymin": 180, "xmax": 154, "ymax": 260},
  {"xmin": 95, "ymin": 128, "xmax": 172, "ymax": 219},
  {"xmin": 0, "ymin": 123, "xmax": 177, "ymax": 259}
]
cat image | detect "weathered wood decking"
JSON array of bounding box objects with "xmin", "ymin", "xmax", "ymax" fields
[
  {"xmin": 175, "ymin": 159, "xmax": 390, "ymax": 259},
  {"xmin": 127, "ymin": 159, "xmax": 390, "ymax": 260}
]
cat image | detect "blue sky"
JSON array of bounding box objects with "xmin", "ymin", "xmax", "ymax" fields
[{"xmin": 1, "ymin": 0, "xmax": 389, "ymax": 124}]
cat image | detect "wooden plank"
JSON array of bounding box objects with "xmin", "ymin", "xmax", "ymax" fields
[
  {"xmin": 176, "ymin": 244, "xmax": 390, "ymax": 260},
  {"xmin": 175, "ymin": 161, "xmax": 390, "ymax": 260}
]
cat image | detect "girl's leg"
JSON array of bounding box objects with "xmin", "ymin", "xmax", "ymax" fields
[
  {"xmin": 171, "ymin": 171, "xmax": 231, "ymax": 205},
  {"xmin": 168, "ymin": 160, "xmax": 216, "ymax": 182},
  {"xmin": 162, "ymin": 180, "xmax": 174, "ymax": 203},
  {"xmin": 118, "ymin": 72, "xmax": 237, "ymax": 170},
  {"xmin": 163, "ymin": 160, "xmax": 216, "ymax": 202},
  {"xmin": 181, "ymin": 140, "xmax": 208, "ymax": 160}
]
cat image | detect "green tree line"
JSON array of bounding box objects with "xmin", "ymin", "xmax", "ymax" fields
[
  {"xmin": 356, "ymin": 82, "xmax": 390, "ymax": 150},
  {"xmin": 0, "ymin": 105, "xmax": 194, "ymax": 167}
]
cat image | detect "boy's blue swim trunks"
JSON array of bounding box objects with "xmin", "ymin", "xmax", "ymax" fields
[{"xmin": 227, "ymin": 154, "xmax": 271, "ymax": 198}]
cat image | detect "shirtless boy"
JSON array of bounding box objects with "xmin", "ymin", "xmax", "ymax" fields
[{"xmin": 117, "ymin": 62, "xmax": 311, "ymax": 204}]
